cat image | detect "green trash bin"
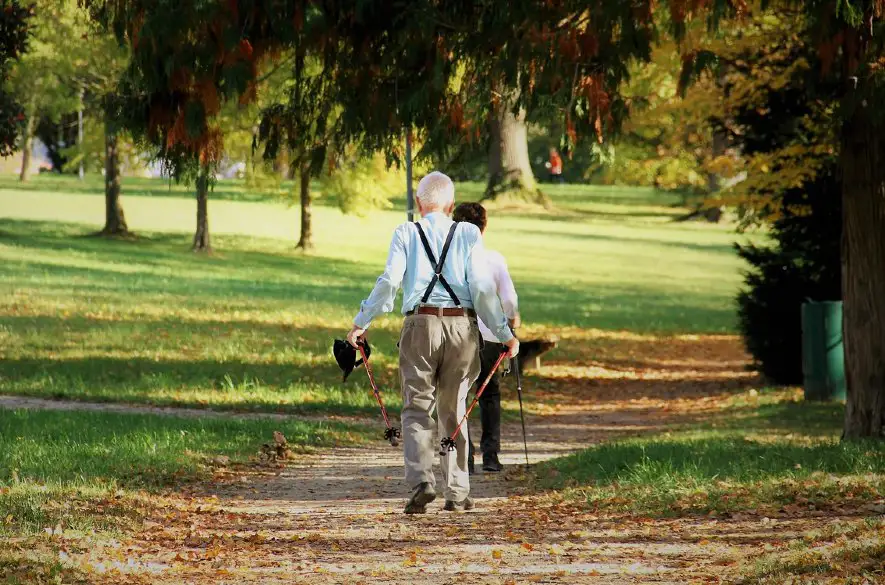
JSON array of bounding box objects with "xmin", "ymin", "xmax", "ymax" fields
[{"xmin": 801, "ymin": 301, "xmax": 846, "ymax": 401}]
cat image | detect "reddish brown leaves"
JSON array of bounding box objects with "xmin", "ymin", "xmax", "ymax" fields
[{"xmin": 668, "ymin": 0, "xmax": 712, "ymax": 26}]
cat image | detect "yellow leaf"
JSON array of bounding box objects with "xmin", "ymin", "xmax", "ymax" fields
[
  {"xmin": 444, "ymin": 526, "xmax": 458, "ymax": 537},
  {"xmin": 491, "ymin": 549, "xmax": 502, "ymax": 560}
]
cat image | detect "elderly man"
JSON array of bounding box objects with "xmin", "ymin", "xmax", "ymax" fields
[{"xmin": 346, "ymin": 171, "xmax": 519, "ymax": 514}]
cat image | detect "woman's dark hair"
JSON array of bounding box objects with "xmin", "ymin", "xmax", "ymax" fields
[{"xmin": 453, "ymin": 202, "xmax": 487, "ymax": 232}]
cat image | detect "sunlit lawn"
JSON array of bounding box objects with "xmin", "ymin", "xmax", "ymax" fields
[{"xmin": 0, "ymin": 175, "xmax": 750, "ymax": 414}]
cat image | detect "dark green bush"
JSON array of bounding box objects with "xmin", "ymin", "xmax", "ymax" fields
[{"xmin": 735, "ymin": 168, "xmax": 841, "ymax": 384}]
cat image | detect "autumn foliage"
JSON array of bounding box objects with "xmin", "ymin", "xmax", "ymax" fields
[{"xmin": 0, "ymin": 0, "xmax": 32, "ymax": 157}]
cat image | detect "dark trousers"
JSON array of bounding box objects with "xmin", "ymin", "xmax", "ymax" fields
[{"xmin": 468, "ymin": 342, "xmax": 503, "ymax": 458}]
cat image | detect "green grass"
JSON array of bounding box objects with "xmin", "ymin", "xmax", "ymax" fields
[
  {"xmin": 0, "ymin": 408, "xmax": 368, "ymax": 535},
  {"xmin": 0, "ymin": 178, "xmax": 751, "ymax": 413},
  {"xmin": 0, "ymin": 174, "xmax": 282, "ymax": 203},
  {"xmin": 539, "ymin": 390, "xmax": 885, "ymax": 517}
]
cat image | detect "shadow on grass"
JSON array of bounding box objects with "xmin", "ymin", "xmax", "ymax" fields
[
  {"xmin": 1, "ymin": 218, "xmax": 738, "ymax": 333},
  {"xmin": 0, "ymin": 408, "xmax": 370, "ymax": 489},
  {"xmin": 0, "ymin": 408, "xmax": 372, "ymax": 535},
  {"xmin": 0, "ymin": 356, "xmax": 402, "ymax": 417},
  {"xmin": 712, "ymin": 400, "xmax": 847, "ymax": 438}
]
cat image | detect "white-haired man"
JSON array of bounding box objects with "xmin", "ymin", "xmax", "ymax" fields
[{"xmin": 346, "ymin": 171, "xmax": 519, "ymax": 514}]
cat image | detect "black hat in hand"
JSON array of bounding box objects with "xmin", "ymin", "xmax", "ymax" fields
[{"xmin": 333, "ymin": 338, "xmax": 371, "ymax": 382}]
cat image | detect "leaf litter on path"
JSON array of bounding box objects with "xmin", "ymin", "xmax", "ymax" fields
[{"xmin": 7, "ymin": 334, "xmax": 876, "ymax": 584}]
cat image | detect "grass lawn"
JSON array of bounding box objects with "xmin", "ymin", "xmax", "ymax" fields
[
  {"xmin": 0, "ymin": 175, "xmax": 749, "ymax": 416},
  {"xmin": 1, "ymin": 408, "xmax": 367, "ymax": 534},
  {"xmin": 540, "ymin": 389, "xmax": 884, "ymax": 516},
  {"xmin": 538, "ymin": 387, "xmax": 885, "ymax": 582}
]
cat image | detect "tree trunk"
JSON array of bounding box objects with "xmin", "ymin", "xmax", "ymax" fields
[
  {"xmin": 296, "ymin": 162, "xmax": 313, "ymax": 251},
  {"xmin": 841, "ymin": 100, "xmax": 885, "ymax": 439},
  {"xmin": 700, "ymin": 125, "xmax": 728, "ymax": 223},
  {"xmin": 101, "ymin": 119, "xmax": 129, "ymax": 236},
  {"xmin": 192, "ymin": 169, "xmax": 211, "ymax": 252},
  {"xmin": 18, "ymin": 103, "xmax": 35, "ymax": 182},
  {"xmin": 484, "ymin": 92, "xmax": 547, "ymax": 205}
]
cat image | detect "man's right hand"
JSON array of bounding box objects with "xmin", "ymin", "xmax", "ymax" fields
[{"xmin": 504, "ymin": 336, "xmax": 520, "ymax": 358}]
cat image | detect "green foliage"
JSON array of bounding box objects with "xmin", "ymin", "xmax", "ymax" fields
[
  {"xmin": 85, "ymin": 0, "xmax": 721, "ymax": 171},
  {"xmin": 58, "ymin": 115, "xmax": 144, "ymax": 175},
  {"xmin": 319, "ymin": 153, "xmax": 400, "ymax": 216},
  {"xmin": 7, "ymin": 0, "xmax": 89, "ymax": 122},
  {"xmin": 590, "ymin": 35, "xmax": 713, "ymax": 194},
  {"xmin": 736, "ymin": 168, "xmax": 842, "ymax": 385},
  {"xmin": 0, "ymin": 0, "xmax": 32, "ymax": 156}
]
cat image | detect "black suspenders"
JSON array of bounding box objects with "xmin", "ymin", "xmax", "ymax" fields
[{"xmin": 413, "ymin": 222, "xmax": 461, "ymax": 306}]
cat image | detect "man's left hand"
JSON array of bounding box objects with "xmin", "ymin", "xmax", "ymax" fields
[{"xmin": 346, "ymin": 325, "xmax": 366, "ymax": 348}]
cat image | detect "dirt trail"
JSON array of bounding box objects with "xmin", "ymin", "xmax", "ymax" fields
[
  {"xmin": 66, "ymin": 407, "xmax": 776, "ymax": 585},
  {"xmin": 6, "ymin": 338, "xmax": 815, "ymax": 584}
]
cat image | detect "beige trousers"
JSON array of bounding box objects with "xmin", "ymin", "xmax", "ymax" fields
[{"xmin": 399, "ymin": 313, "xmax": 481, "ymax": 501}]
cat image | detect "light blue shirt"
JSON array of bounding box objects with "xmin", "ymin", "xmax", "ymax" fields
[{"xmin": 353, "ymin": 212, "xmax": 514, "ymax": 343}]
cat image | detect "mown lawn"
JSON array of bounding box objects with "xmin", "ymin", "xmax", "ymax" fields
[{"xmin": 0, "ymin": 177, "xmax": 748, "ymax": 416}]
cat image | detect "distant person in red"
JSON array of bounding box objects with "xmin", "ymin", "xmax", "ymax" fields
[{"xmin": 546, "ymin": 148, "xmax": 564, "ymax": 183}]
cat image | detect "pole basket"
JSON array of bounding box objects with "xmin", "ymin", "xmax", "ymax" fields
[
  {"xmin": 439, "ymin": 436, "xmax": 457, "ymax": 455},
  {"xmin": 384, "ymin": 427, "xmax": 401, "ymax": 447}
]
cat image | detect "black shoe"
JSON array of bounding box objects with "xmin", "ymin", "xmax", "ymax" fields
[
  {"xmin": 482, "ymin": 453, "xmax": 503, "ymax": 472},
  {"xmin": 404, "ymin": 482, "xmax": 436, "ymax": 514},
  {"xmin": 468, "ymin": 456, "xmax": 475, "ymax": 475},
  {"xmin": 443, "ymin": 496, "xmax": 475, "ymax": 511}
]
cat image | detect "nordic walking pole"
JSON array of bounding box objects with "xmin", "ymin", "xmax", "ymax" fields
[
  {"xmin": 513, "ymin": 355, "xmax": 530, "ymax": 466},
  {"xmin": 357, "ymin": 341, "xmax": 401, "ymax": 447},
  {"xmin": 440, "ymin": 350, "xmax": 509, "ymax": 455}
]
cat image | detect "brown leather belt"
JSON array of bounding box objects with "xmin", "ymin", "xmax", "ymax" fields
[{"xmin": 406, "ymin": 306, "xmax": 476, "ymax": 318}]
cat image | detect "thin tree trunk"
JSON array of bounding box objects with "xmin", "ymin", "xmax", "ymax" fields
[
  {"xmin": 841, "ymin": 99, "xmax": 885, "ymax": 439},
  {"xmin": 701, "ymin": 126, "xmax": 728, "ymax": 223},
  {"xmin": 484, "ymin": 89, "xmax": 546, "ymax": 204},
  {"xmin": 18, "ymin": 101, "xmax": 35, "ymax": 182},
  {"xmin": 192, "ymin": 169, "xmax": 211, "ymax": 252},
  {"xmin": 101, "ymin": 118, "xmax": 129, "ymax": 235},
  {"xmin": 296, "ymin": 161, "xmax": 313, "ymax": 251}
]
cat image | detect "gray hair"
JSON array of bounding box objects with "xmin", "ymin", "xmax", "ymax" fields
[{"xmin": 416, "ymin": 171, "xmax": 455, "ymax": 210}]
